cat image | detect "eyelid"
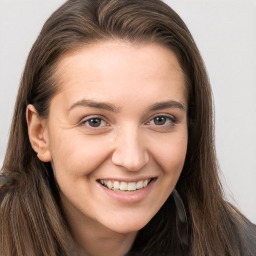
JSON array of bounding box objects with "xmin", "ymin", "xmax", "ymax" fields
[
  {"xmin": 145, "ymin": 113, "xmax": 177, "ymax": 124},
  {"xmin": 144, "ymin": 114, "xmax": 178, "ymax": 132},
  {"xmin": 77, "ymin": 113, "xmax": 178, "ymax": 131},
  {"xmin": 79, "ymin": 115, "xmax": 110, "ymax": 128}
]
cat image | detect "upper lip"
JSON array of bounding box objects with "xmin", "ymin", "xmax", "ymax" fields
[{"xmin": 97, "ymin": 176, "xmax": 157, "ymax": 183}]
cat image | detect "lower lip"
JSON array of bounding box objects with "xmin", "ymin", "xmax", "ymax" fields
[{"xmin": 98, "ymin": 179, "xmax": 157, "ymax": 204}]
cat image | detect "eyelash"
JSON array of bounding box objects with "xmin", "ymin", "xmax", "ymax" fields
[
  {"xmin": 146, "ymin": 115, "xmax": 177, "ymax": 127},
  {"xmin": 79, "ymin": 114, "xmax": 177, "ymax": 130},
  {"xmin": 80, "ymin": 116, "xmax": 109, "ymax": 129}
]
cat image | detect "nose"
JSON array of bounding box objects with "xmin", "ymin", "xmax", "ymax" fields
[{"xmin": 111, "ymin": 127, "xmax": 149, "ymax": 171}]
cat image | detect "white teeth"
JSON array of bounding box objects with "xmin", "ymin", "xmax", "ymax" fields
[
  {"xmin": 100, "ymin": 179, "xmax": 152, "ymax": 191},
  {"xmin": 113, "ymin": 181, "xmax": 119, "ymax": 190},
  {"xmin": 143, "ymin": 179, "xmax": 149, "ymax": 188},
  {"xmin": 120, "ymin": 182, "xmax": 128, "ymax": 191},
  {"xmin": 127, "ymin": 182, "xmax": 136, "ymax": 191},
  {"xmin": 136, "ymin": 180, "xmax": 144, "ymax": 189},
  {"xmin": 106, "ymin": 181, "xmax": 112, "ymax": 189}
]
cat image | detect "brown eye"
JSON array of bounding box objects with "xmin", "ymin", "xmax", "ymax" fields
[
  {"xmin": 87, "ymin": 118, "xmax": 103, "ymax": 127},
  {"xmin": 147, "ymin": 115, "xmax": 177, "ymax": 130},
  {"xmin": 153, "ymin": 116, "xmax": 167, "ymax": 125},
  {"xmin": 79, "ymin": 116, "xmax": 110, "ymax": 133}
]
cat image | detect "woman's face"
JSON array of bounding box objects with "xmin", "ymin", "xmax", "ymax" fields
[{"xmin": 42, "ymin": 41, "xmax": 188, "ymax": 234}]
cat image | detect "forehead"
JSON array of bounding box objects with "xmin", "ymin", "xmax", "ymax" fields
[{"xmin": 52, "ymin": 40, "xmax": 187, "ymax": 108}]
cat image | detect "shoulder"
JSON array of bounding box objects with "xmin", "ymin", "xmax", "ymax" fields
[{"xmin": 238, "ymin": 219, "xmax": 256, "ymax": 256}]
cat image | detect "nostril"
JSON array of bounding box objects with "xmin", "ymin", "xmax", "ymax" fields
[
  {"xmin": 112, "ymin": 149, "xmax": 149, "ymax": 171},
  {"xmin": 111, "ymin": 131, "xmax": 149, "ymax": 171}
]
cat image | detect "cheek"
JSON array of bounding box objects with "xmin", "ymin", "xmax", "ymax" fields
[
  {"xmin": 49, "ymin": 132, "xmax": 112, "ymax": 176},
  {"xmin": 151, "ymin": 132, "xmax": 188, "ymax": 175}
]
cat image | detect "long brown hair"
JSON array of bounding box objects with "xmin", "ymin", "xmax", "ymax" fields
[{"xmin": 1, "ymin": 0, "xmax": 254, "ymax": 255}]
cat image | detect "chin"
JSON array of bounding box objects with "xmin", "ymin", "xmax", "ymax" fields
[{"xmin": 103, "ymin": 214, "xmax": 152, "ymax": 234}]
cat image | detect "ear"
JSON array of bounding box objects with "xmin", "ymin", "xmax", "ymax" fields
[{"xmin": 26, "ymin": 104, "xmax": 52, "ymax": 162}]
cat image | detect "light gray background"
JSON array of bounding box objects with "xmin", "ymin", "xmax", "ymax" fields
[{"xmin": 0, "ymin": 0, "xmax": 255, "ymax": 223}]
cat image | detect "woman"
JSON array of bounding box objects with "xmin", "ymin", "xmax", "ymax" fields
[{"xmin": 0, "ymin": 0, "xmax": 255, "ymax": 255}]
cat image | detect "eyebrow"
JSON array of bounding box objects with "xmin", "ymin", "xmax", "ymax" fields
[
  {"xmin": 149, "ymin": 100, "xmax": 186, "ymax": 112},
  {"xmin": 68, "ymin": 99, "xmax": 120, "ymax": 113},
  {"xmin": 68, "ymin": 99, "xmax": 186, "ymax": 113}
]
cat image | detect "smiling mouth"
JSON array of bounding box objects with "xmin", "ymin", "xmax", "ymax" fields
[{"xmin": 98, "ymin": 178, "xmax": 156, "ymax": 192}]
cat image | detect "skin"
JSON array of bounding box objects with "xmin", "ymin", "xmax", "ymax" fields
[{"xmin": 27, "ymin": 40, "xmax": 188, "ymax": 256}]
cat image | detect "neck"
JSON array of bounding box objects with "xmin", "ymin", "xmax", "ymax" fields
[
  {"xmin": 76, "ymin": 229, "xmax": 137, "ymax": 256},
  {"xmin": 71, "ymin": 217, "xmax": 137, "ymax": 256},
  {"xmin": 61, "ymin": 199, "xmax": 137, "ymax": 256}
]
